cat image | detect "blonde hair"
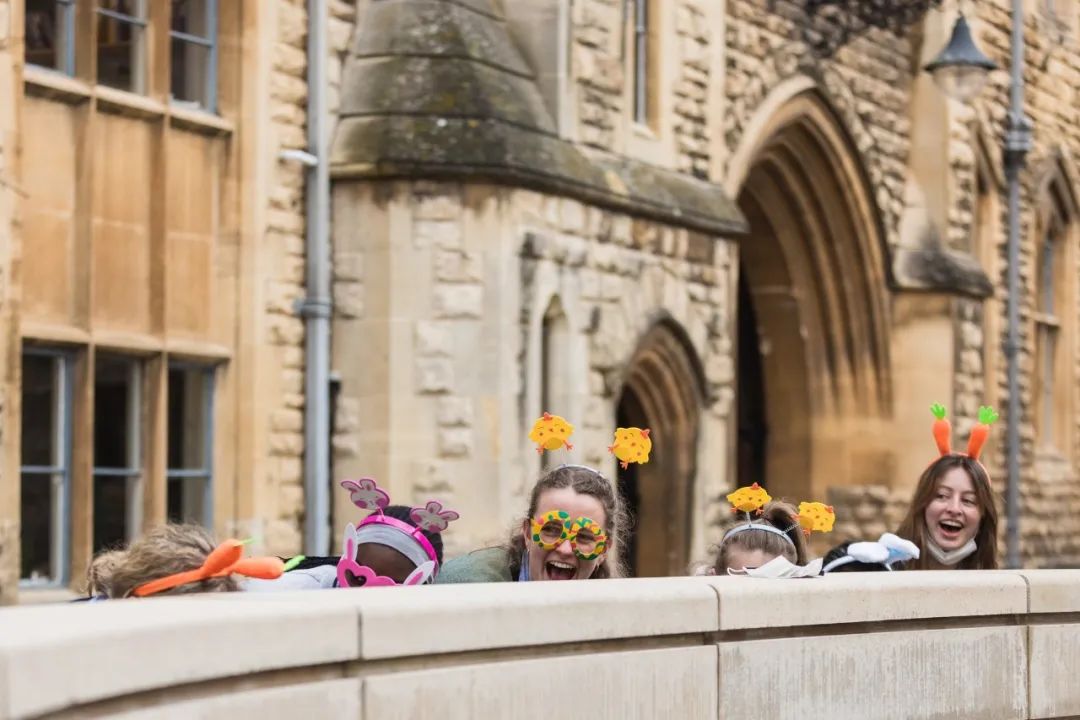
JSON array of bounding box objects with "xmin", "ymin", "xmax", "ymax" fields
[
  {"xmin": 713, "ymin": 501, "xmax": 808, "ymax": 574},
  {"xmin": 89, "ymin": 524, "xmax": 240, "ymax": 599}
]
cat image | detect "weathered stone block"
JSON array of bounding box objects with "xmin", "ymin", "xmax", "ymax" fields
[
  {"xmin": 333, "ymin": 282, "xmax": 364, "ymax": 319},
  {"xmin": 269, "ymin": 433, "xmax": 304, "ymax": 457},
  {"xmin": 434, "ymin": 249, "xmax": 483, "ymax": 283},
  {"xmin": 415, "ymin": 321, "xmax": 453, "ymax": 357},
  {"xmin": 415, "ymin": 219, "xmax": 462, "ymax": 250},
  {"xmin": 416, "ymin": 358, "xmax": 454, "ymax": 394},
  {"xmin": 333, "ymin": 251, "xmax": 363, "ymax": 282},
  {"xmin": 433, "ymin": 285, "xmax": 483, "ymax": 318},
  {"xmin": 271, "ymin": 409, "xmax": 304, "ymax": 433},
  {"xmin": 437, "ymin": 397, "xmax": 474, "ymax": 427},
  {"xmin": 438, "ymin": 428, "xmax": 473, "ymax": 458}
]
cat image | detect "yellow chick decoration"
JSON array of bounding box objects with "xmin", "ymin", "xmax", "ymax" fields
[
  {"xmin": 795, "ymin": 501, "xmax": 835, "ymax": 537},
  {"xmin": 529, "ymin": 412, "xmax": 575, "ymax": 454},
  {"xmin": 726, "ymin": 483, "xmax": 772, "ymax": 514},
  {"xmin": 608, "ymin": 427, "xmax": 652, "ymax": 469}
]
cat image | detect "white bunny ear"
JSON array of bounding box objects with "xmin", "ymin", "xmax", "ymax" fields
[
  {"xmin": 878, "ymin": 533, "xmax": 920, "ymax": 559},
  {"xmin": 403, "ymin": 561, "xmax": 437, "ymax": 586}
]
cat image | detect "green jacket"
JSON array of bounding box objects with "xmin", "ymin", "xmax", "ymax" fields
[{"xmin": 436, "ymin": 547, "xmax": 515, "ymax": 584}]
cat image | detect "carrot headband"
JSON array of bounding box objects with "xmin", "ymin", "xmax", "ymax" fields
[
  {"xmin": 132, "ymin": 539, "xmax": 285, "ymax": 597},
  {"xmin": 930, "ymin": 403, "xmax": 999, "ymax": 462},
  {"xmin": 530, "ymin": 412, "xmax": 653, "ymax": 470},
  {"xmin": 722, "ymin": 483, "xmax": 836, "ymax": 543}
]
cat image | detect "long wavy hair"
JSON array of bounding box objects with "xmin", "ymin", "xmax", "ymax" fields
[{"xmin": 896, "ymin": 454, "xmax": 998, "ymax": 570}]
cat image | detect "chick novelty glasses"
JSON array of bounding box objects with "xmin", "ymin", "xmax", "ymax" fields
[{"xmin": 529, "ymin": 510, "xmax": 608, "ymax": 560}]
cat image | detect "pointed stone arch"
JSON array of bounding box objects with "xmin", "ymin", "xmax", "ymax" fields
[
  {"xmin": 615, "ymin": 319, "xmax": 706, "ymax": 577},
  {"xmin": 731, "ymin": 88, "xmax": 894, "ymax": 502}
]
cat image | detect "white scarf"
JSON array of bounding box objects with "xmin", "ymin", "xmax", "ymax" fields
[{"xmin": 926, "ymin": 538, "xmax": 977, "ymax": 566}]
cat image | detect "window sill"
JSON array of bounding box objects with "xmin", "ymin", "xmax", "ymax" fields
[
  {"xmin": 166, "ymin": 337, "xmax": 232, "ymax": 361},
  {"xmin": 96, "ymin": 84, "xmax": 167, "ymax": 121},
  {"xmin": 24, "ymin": 66, "xmax": 92, "ymax": 104},
  {"xmin": 22, "ymin": 321, "xmax": 91, "ymax": 346},
  {"xmin": 630, "ymin": 121, "xmax": 659, "ymax": 141},
  {"xmin": 169, "ymin": 103, "xmax": 234, "ymax": 137}
]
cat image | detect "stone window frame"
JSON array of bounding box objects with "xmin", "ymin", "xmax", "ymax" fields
[
  {"xmin": 96, "ymin": 0, "xmax": 150, "ymax": 95},
  {"xmin": 1031, "ymin": 181, "xmax": 1076, "ymax": 457},
  {"xmin": 168, "ymin": 0, "xmax": 219, "ymax": 113},
  {"xmin": 24, "ymin": 0, "xmax": 78, "ymax": 75},
  {"xmin": 18, "ymin": 347, "xmax": 75, "ymax": 589},
  {"xmin": 625, "ymin": 0, "xmax": 663, "ymax": 136},
  {"xmin": 91, "ymin": 353, "xmax": 145, "ymax": 553}
]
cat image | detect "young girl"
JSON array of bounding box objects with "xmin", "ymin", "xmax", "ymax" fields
[
  {"xmin": 245, "ymin": 478, "xmax": 457, "ymax": 591},
  {"xmin": 713, "ymin": 501, "xmax": 809, "ymax": 574},
  {"xmin": 86, "ymin": 523, "xmax": 283, "ymax": 599},
  {"xmin": 437, "ymin": 464, "xmax": 630, "ymax": 583},
  {"xmin": 895, "ymin": 405, "xmax": 999, "ymax": 570}
]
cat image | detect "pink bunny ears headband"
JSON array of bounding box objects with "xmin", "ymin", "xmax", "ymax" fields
[{"xmin": 338, "ymin": 477, "xmax": 459, "ymax": 585}]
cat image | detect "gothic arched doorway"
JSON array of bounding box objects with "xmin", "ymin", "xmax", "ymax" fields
[
  {"xmin": 615, "ymin": 321, "xmax": 705, "ymax": 577},
  {"xmin": 733, "ymin": 89, "xmax": 892, "ymax": 501}
]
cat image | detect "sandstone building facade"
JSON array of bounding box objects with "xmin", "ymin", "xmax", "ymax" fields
[{"xmin": 1, "ymin": 0, "xmax": 1079, "ymax": 601}]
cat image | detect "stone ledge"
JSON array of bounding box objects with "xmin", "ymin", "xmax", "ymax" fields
[
  {"xmin": 893, "ymin": 245, "xmax": 994, "ymax": 298},
  {"xmin": 332, "ymin": 116, "xmax": 747, "ymax": 237}
]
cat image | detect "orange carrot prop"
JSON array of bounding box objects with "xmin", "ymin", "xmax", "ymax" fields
[
  {"xmin": 966, "ymin": 405, "xmax": 999, "ymax": 461},
  {"xmin": 931, "ymin": 403, "xmax": 951, "ymax": 456},
  {"xmin": 132, "ymin": 539, "xmax": 285, "ymax": 597}
]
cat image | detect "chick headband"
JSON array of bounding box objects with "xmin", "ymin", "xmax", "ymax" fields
[
  {"xmin": 132, "ymin": 539, "xmax": 284, "ymax": 597},
  {"xmin": 529, "ymin": 412, "xmax": 653, "ymax": 470},
  {"xmin": 722, "ymin": 483, "xmax": 836, "ymax": 541}
]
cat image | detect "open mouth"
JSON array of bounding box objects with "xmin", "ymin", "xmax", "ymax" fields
[
  {"xmin": 937, "ymin": 519, "xmax": 964, "ymax": 542},
  {"xmin": 545, "ymin": 560, "xmax": 577, "ymax": 581}
]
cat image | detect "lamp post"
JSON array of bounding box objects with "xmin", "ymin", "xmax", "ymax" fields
[{"xmin": 925, "ymin": 3, "xmax": 1031, "ymax": 569}]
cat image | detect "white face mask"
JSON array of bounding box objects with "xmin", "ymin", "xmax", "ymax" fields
[
  {"xmin": 726, "ymin": 556, "xmax": 823, "ymax": 578},
  {"xmin": 926, "ymin": 538, "xmax": 977, "ymax": 566}
]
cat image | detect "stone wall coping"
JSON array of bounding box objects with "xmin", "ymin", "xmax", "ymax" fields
[
  {"xmin": 1, "ymin": 571, "xmax": 1077, "ymax": 719},
  {"xmin": 1019, "ymin": 569, "xmax": 1080, "ymax": 613},
  {"xmin": 705, "ymin": 570, "xmax": 1029, "ymax": 630}
]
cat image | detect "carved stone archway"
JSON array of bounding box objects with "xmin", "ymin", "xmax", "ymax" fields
[
  {"xmin": 616, "ymin": 321, "xmax": 705, "ymax": 577},
  {"xmin": 734, "ymin": 90, "xmax": 893, "ymax": 502}
]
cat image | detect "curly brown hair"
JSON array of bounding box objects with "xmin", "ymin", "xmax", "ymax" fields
[
  {"xmin": 88, "ymin": 523, "xmax": 240, "ymax": 598},
  {"xmin": 505, "ymin": 465, "xmax": 631, "ymax": 579}
]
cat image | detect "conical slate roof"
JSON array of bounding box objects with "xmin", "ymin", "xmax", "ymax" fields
[{"xmin": 331, "ymin": 0, "xmax": 746, "ymax": 236}]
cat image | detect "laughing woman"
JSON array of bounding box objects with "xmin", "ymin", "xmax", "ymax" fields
[
  {"xmin": 895, "ymin": 405, "xmax": 1000, "ymax": 570},
  {"xmin": 437, "ymin": 464, "xmax": 629, "ymax": 583}
]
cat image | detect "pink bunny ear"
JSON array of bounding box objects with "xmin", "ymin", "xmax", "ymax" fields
[
  {"xmin": 341, "ymin": 477, "xmax": 391, "ymax": 511},
  {"xmin": 403, "ymin": 561, "xmax": 437, "ymax": 586},
  {"xmin": 409, "ymin": 500, "xmax": 460, "ymax": 533}
]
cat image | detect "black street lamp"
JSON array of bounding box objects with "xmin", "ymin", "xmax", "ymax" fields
[
  {"xmin": 924, "ymin": 5, "xmax": 1031, "ymax": 570},
  {"xmin": 924, "ymin": 14, "xmax": 997, "ymax": 102}
]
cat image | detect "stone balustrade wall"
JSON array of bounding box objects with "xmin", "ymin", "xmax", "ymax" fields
[{"xmin": 2, "ymin": 571, "xmax": 1080, "ymax": 719}]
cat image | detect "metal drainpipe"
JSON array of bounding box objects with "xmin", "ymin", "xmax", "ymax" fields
[
  {"xmin": 300, "ymin": 0, "xmax": 331, "ymax": 556},
  {"xmin": 1004, "ymin": 0, "xmax": 1031, "ymax": 570}
]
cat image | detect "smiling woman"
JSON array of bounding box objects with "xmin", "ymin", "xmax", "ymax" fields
[
  {"xmin": 896, "ymin": 405, "xmax": 1001, "ymax": 570},
  {"xmin": 437, "ymin": 465, "xmax": 630, "ymax": 584},
  {"xmin": 896, "ymin": 454, "xmax": 999, "ymax": 570}
]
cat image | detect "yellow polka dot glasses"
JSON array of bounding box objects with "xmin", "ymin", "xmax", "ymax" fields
[{"xmin": 529, "ymin": 510, "xmax": 608, "ymax": 560}]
